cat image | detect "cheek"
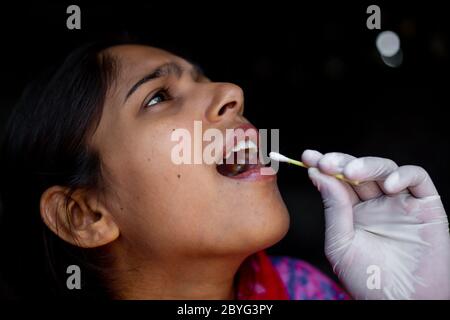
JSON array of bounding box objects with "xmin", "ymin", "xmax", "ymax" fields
[{"xmin": 103, "ymin": 133, "xmax": 216, "ymax": 250}]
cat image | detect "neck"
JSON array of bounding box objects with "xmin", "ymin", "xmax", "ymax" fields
[{"xmin": 111, "ymin": 252, "xmax": 246, "ymax": 300}]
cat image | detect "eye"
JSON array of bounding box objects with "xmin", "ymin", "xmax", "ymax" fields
[{"xmin": 144, "ymin": 89, "xmax": 170, "ymax": 108}]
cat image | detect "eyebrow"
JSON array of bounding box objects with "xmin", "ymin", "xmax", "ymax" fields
[{"xmin": 124, "ymin": 61, "xmax": 204, "ymax": 103}]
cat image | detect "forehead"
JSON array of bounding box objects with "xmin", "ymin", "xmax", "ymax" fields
[{"xmin": 104, "ymin": 44, "xmax": 188, "ymax": 87}]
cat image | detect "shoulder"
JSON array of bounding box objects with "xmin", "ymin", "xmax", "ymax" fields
[{"xmin": 269, "ymin": 255, "xmax": 350, "ymax": 300}]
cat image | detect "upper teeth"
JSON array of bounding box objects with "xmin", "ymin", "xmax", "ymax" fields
[{"xmin": 226, "ymin": 140, "xmax": 257, "ymax": 158}]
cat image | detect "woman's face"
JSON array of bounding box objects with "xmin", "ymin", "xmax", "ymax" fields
[{"xmin": 91, "ymin": 45, "xmax": 289, "ymax": 261}]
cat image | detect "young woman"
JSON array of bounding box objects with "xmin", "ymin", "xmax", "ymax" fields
[{"xmin": 0, "ymin": 40, "xmax": 448, "ymax": 299}]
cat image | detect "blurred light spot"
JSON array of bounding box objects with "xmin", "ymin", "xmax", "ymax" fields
[
  {"xmin": 376, "ymin": 31, "xmax": 400, "ymax": 57},
  {"xmin": 381, "ymin": 50, "xmax": 403, "ymax": 68},
  {"xmin": 399, "ymin": 19, "xmax": 416, "ymax": 38},
  {"xmin": 376, "ymin": 31, "xmax": 403, "ymax": 68},
  {"xmin": 430, "ymin": 34, "xmax": 447, "ymax": 59}
]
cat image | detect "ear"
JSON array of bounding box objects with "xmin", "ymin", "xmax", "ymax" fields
[{"xmin": 40, "ymin": 186, "xmax": 120, "ymax": 248}]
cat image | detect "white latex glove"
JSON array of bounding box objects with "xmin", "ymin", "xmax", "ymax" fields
[{"xmin": 302, "ymin": 150, "xmax": 450, "ymax": 300}]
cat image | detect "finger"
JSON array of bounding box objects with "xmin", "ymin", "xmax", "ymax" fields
[
  {"xmin": 303, "ymin": 150, "xmax": 359, "ymax": 204},
  {"xmin": 301, "ymin": 149, "xmax": 323, "ymax": 167},
  {"xmin": 343, "ymin": 157, "xmax": 403, "ymax": 195},
  {"xmin": 355, "ymin": 181, "xmax": 384, "ymax": 201},
  {"xmin": 343, "ymin": 156, "xmax": 398, "ymax": 182},
  {"xmin": 384, "ymin": 165, "xmax": 439, "ymax": 198},
  {"xmin": 317, "ymin": 152, "xmax": 355, "ymax": 175},
  {"xmin": 318, "ymin": 152, "xmax": 384, "ymax": 201},
  {"xmin": 308, "ymin": 167, "xmax": 355, "ymax": 238}
]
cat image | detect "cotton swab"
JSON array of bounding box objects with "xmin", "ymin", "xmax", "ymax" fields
[{"xmin": 269, "ymin": 152, "xmax": 360, "ymax": 186}]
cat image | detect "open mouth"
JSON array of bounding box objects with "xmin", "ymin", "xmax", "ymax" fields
[{"xmin": 216, "ymin": 140, "xmax": 263, "ymax": 178}]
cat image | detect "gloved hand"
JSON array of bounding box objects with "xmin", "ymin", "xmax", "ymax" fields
[{"xmin": 301, "ymin": 150, "xmax": 450, "ymax": 300}]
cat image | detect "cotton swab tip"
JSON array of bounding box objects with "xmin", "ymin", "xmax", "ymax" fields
[
  {"xmin": 269, "ymin": 151, "xmax": 291, "ymax": 163},
  {"xmin": 270, "ymin": 151, "xmax": 308, "ymax": 168}
]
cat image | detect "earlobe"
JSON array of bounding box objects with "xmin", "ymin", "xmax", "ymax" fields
[{"xmin": 40, "ymin": 186, "xmax": 120, "ymax": 248}]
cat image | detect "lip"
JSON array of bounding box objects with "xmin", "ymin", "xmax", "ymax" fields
[{"xmin": 221, "ymin": 164, "xmax": 277, "ymax": 182}]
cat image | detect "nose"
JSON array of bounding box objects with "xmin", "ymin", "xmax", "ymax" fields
[{"xmin": 205, "ymin": 83, "xmax": 244, "ymax": 123}]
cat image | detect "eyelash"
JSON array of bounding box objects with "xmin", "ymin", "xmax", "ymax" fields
[{"xmin": 143, "ymin": 87, "xmax": 172, "ymax": 109}]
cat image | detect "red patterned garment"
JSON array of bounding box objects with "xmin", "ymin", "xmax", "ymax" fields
[{"xmin": 235, "ymin": 251, "xmax": 350, "ymax": 300}]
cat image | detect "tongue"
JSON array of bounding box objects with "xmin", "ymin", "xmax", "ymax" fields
[
  {"xmin": 217, "ymin": 163, "xmax": 249, "ymax": 177},
  {"xmin": 217, "ymin": 149, "xmax": 260, "ymax": 177}
]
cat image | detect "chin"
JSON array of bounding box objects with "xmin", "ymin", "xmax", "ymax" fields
[
  {"xmin": 259, "ymin": 202, "xmax": 291, "ymax": 249},
  {"xmin": 236, "ymin": 196, "xmax": 290, "ymax": 255}
]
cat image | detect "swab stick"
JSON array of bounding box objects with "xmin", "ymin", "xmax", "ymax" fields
[{"xmin": 269, "ymin": 152, "xmax": 360, "ymax": 186}]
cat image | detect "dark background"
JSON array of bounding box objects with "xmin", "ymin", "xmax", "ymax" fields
[{"xmin": 0, "ymin": 1, "xmax": 449, "ymax": 281}]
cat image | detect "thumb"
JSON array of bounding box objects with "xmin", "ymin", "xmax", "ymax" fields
[{"xmin": 308, "ymin": 167, "xmax": 355, "ymax": 243}]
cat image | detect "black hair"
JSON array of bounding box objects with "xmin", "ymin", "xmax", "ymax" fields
[{"xmin": 0, "ymin": 39, "xmax": 126, "ymax": 299}]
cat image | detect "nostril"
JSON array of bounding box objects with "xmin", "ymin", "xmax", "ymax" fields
[
  {"xmin": 218, "ymin": 106, "xmax": 226, "ymax": 116},
  {"xmin": 218, "ymin": 102, "xmax": 235, "ymax": 116}
]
